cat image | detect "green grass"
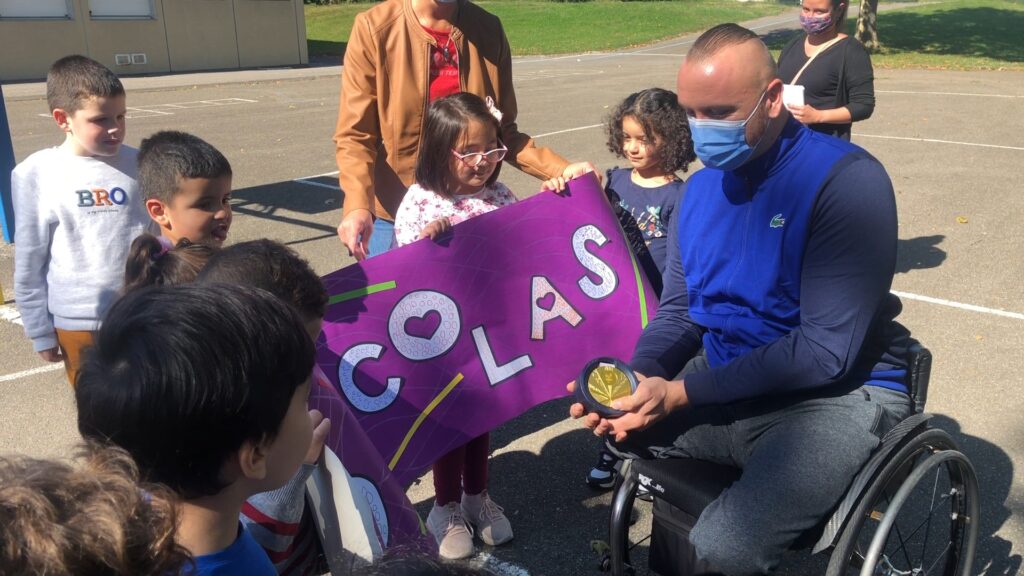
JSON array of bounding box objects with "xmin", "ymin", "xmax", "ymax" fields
[
  {"xmin": 475, "ymin": 1, "xmax": 786, "ymax": 55},
  {"xmin": 304, "ymin": 0, "xmax": 787, "ymax": 59},
  {"xmin": 764, "ymin": 0, "xmax": 1024, "ymax": 71},
  {"xmin": 307, "ymin": 0, "xmax": 1024, "ymax": 70}
]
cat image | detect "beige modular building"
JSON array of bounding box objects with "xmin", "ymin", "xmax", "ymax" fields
[{"xmin": 0, "ymin": 0, "xmax": 308, "ymax": 81}]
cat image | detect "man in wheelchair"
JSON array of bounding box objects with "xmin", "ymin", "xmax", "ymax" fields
[{"xmin": 569, "ymin": 24, "xmax": 916, "ymax": 575}]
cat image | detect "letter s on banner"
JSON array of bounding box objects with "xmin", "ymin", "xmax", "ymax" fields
[
  {"xmin": 573, "ymin": 225, "xmax": 617, "ymax": 299},
  {"xmin": 339, "ymin": 343, "xmax": 404, "ymax": 413}
]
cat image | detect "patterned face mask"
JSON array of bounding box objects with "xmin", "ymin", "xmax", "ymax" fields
[{"xmin": 800, "ymin": 11, "xmax": 835, "ymax": 34}]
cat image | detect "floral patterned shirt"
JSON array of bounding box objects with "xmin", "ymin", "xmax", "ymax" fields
[{"xmin": 393, "ymin": 182, "xmax": 518, "ymax": 247}]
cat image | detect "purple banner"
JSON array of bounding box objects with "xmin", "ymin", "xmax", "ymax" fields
[{"xmin": 310, "ymin": 173, "xmax": 656, "ymax": 549}]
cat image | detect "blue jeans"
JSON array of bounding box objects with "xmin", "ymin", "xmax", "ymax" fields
[
  {"xmin": 367, "ymin": 218, "xmax": 395, "ymax": 258},
  {"xmin": 610, "ymin": 355, "xmax": 913, "ymax": 575}
]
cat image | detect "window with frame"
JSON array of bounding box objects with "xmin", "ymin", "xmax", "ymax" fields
[
  {"xmin": 0, "ymin": 0, "xmax": 71, "ymax": 19},
  {"xmin": 88, "ymin": 0, "xmax": 154, "ymax": 19}
]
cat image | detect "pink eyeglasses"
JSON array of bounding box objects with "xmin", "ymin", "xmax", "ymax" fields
[{"xmin": 451, "ymin": 145, "xmax": 508, "ymax": 167}]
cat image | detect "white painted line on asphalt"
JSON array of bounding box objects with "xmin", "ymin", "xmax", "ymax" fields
[
  {"xmin": 293, "ymin": 178, "xmax": 339, "ymax": 191},
  {"xmin": 0, "ymin": 363, "xmax": 64, "ymax": 383},
  {"xmin": 296, "ymin": 170, "xmax": 340, "ymax": 180},
  {"xmin": 608, "ymin": 52, "xmax": 683, "ymax": 57},
  {"xmin": 893, "ymin": 291, "xmax": 1024, "ymax": 321},
  {"xmin": 1, "ymin": 305, "xmax": 23, "ymax": 326},
  {"xmin": 878, "ymin": 90, "xmax": 1024, "ymax": 99},
  {"xmin": 533, "ymin": 123, "xmax": 602, "ymax": 139},
  {"xmin": 856, "ymin": 133, "xmax": 1024, "ymax": 152}
]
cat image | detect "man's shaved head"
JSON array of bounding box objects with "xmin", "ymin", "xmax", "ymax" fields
[
  {"xmin": 677, "ymin": 23, "xmax": 788, "ymax": 165},
  {"xmin": 687, "ymin": 23, "xmax": 777, "ymax": 86}
]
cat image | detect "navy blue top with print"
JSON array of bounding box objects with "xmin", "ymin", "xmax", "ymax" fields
[{"xmin": 605, "ymin": 168, "xmax": 684, "ymax": 296}]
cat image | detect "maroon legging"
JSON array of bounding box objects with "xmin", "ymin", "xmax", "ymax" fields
[{"xmin": 432, "ymin": 433, "xmax": 490, "ymax": 505}]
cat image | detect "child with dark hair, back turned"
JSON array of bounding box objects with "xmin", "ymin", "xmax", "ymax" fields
[
  {"xmin": 75, "ymin": 284, "xmax": 321, "ymax": 575},
  {"xmin": 197, "ymin": 239, "xmax": 331, "ymax": 575},
  {"xmin": 138, "ymin": 130, "xmax": 233, "ymax": 247},
  {"xmin": 13, "ymin": 55, "xmax": 151, "ymax": 385}
]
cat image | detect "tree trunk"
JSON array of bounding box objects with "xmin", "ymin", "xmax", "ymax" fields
[{"xmin": 855, "ymin": 0, "xmax": 881, "ymax": 52}]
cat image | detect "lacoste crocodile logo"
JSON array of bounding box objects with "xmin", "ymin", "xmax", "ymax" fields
[{"xmin": 770, "ymin": 213, "xmax": 786, "ymax": 229}]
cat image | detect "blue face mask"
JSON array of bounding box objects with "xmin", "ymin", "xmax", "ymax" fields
[{"xmin": 687, "ymin": 90, "xmax": 768, "ymax": 171}]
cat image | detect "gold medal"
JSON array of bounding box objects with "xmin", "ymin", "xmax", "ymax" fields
[{"xmin": 576, "ymin": 357, "xmax": 638, "ymax": 418}]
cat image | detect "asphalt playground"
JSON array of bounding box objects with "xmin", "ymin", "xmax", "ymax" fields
[{"xmin": 1, "ymin": 9, "xmax": 1022, "ymax": 575}]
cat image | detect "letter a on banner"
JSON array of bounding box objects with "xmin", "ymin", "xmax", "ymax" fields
[{"xmin": 530, "ymin": 276, "xmax": 583, "ymax": 340}]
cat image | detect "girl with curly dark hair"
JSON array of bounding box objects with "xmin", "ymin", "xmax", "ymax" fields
[
  {"xmin": 600, "ymin": 89, "xmax": 694, "ymax": 298},
  {"xmin": 587, "ymin": 88, "xmax": 695, "ymax": 491}
]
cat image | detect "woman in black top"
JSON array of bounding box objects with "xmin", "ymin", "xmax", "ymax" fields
[{"xmin": 777, "ymin": 0, "xmax": 875, "ymax": 140}]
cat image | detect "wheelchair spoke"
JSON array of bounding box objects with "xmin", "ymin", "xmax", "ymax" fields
[
  {"xmin": 924, "ymin": 539, "xmax": 953, "ymax": 575},
  {"xmin": 917, "ymin": 465, "xmax": 943, "ymax": 569},
  {"xmin": 877, "ymin": 457, "xmax": 967, "ymax": 576},
  {"xmin": 885, "ymin": 485, "xmax": 955, "ymax": 564}
]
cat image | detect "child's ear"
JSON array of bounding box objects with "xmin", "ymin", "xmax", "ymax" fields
[
  {"xmin": 52, "ymin": 109, "xmax": 71, "ymax": 132},
  {"xmin": 237, "ymin": 439, "xmax": 269, "ymax": 481},
  {"xmin": 146, "ymin": 199, "xmax": 171, "ymax": 227}
]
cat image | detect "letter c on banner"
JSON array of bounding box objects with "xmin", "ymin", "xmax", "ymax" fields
[
  {"xmin": 573, "ymin": 225, "xmax": 617, "ymax": 299},
  {"xmin": 339, "ymin": 343, "xmax": 403, "ymax": 413},
  {"xmin": 388, "ymin": 290, "xmax": 461, "ymax": 361}
]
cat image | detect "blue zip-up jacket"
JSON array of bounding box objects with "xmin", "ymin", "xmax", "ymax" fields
[{"xmin": 631, "ymin": 118, "xmax": 910, "ymax": 406}]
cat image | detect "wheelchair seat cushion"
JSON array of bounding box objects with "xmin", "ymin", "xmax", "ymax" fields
[{"xmin": 632, "ymin": 458, "xmax": 742, "ymax": 517}]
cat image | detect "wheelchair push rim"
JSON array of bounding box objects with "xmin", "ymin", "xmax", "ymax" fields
[{"xmin": 828, "ymin": 430, "xmax": 979, "ymax": 576}]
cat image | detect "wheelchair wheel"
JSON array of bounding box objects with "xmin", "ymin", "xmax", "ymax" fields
[{"xmin": 827, "ymin": 428, "xmax": 979, "ymax": 576}]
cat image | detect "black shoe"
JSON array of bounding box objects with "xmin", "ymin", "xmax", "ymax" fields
[{"xmin": 587, "ymin": 448, "xmax": 620, "ymax": 490}]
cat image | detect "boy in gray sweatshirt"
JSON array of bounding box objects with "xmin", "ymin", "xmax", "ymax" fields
[{"xmin": 13, "ymin": 55, "xmax": 150, "ymax": 385}]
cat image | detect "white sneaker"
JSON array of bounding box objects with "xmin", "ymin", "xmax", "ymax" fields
[
  {"xmin": 461, "ymin": 491, "xmax": 513, "ymax": 546},
  {"xmin": 426, "ymin": 502, "xmax": 475, "ymax": 559}
]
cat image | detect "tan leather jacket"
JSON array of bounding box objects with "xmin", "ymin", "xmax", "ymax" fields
[{"xmin": 334, "ymin": 0, "xmax": 570, "ymax": 221}]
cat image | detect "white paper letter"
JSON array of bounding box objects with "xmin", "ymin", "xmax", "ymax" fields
[
  {"xmin": 388, "ymin": 290, "xmax": 461, "ymax": 361},
  {"xmin": 573, "ymin": 225, "xmax": 617, "ymax": 299},
  {"xmin": 472, "ymin": 326, "xmax": 533, "ymax": 386},
  {"xmin": 530, "ymin": 276, "xmax": 583, "ymax": 340},
  {"xmin": 338, "ymin": 343, "xmax": 403, "ymax": 413}
]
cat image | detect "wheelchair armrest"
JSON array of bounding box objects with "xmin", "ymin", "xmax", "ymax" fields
[{"xmin": 907, "ymin": 341, "xmax": 931, "ymax": 414}]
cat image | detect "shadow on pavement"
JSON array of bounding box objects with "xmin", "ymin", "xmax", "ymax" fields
[
  {"xmin": 896, "ymin": 234, "xmax": 946, "ymax": 274},
  {"xmin": 231, "ymin": 178, "xmax": 340, "ymax": 245},
  {"xmin": 929, "ymin": 414, "xmax": 1021, "ymax": 576},
  {"xmin": 412, "ymin": 421, "xmax": 639, "ymax": 575}
]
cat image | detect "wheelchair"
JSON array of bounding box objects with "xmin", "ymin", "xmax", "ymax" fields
[{"xmin": 603, "ymin": 341, "xmax": 980, "ymax": 576}]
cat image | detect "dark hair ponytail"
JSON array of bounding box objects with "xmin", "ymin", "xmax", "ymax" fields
[{"xmin": 123, "ymin": 234, "xmax": 217, "ymax": 294}]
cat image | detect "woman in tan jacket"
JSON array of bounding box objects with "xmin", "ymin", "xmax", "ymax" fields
[{"xmin": 334, "ymin": 0, "xmax": 592, "ymax": 260}]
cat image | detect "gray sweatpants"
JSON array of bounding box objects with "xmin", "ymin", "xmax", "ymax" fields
[{"xmin": 610, "ymin": 355, "xmax": 913, "ymax": 575}]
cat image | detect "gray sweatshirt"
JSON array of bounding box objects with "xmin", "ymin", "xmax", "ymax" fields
[{"xmin": 13, "ymin": 145, "xmax": 150, "ymax": 352}]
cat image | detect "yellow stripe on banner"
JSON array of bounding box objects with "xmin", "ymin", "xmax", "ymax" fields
[{"xmin": 388, "ymin": 373, "xmax": 465, "ymax": 471}]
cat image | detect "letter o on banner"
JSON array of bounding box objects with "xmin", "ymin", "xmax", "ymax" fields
[{"xmin": 388, "ymin": 290, "xmax": 461, "ymax": 361}]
